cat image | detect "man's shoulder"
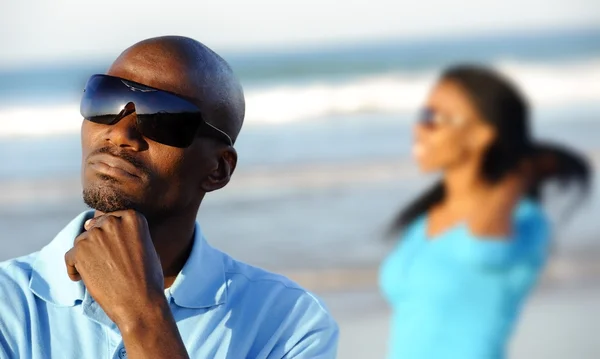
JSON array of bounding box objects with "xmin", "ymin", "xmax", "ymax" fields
[
  {"xmin": 0, "ymin": 253, "xmax": 38, "ymax": 288},
  {"xmin": 221, "ymin": 252, "xmax": 334, "ymax": 317},
  {"xmin": 0, "ymin": 253, "xmax": 39, "ymax": 313},
  {"xmin": 219, "ymin": 253, "xmax": 339, "ymax": 356},
  {"xmin": 0, "ymin": 253, "xmax": 39, "ymax": 339},
  {"xmin": 224, "ymin": 254, "xmax": 313, "ymax": 296},
  {"xmin": 224, "ymin": 255, "xmax": 301, "ymax": 290}
]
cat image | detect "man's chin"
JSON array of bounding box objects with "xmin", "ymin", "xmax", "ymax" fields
[{"xmin": 82, "ymin": 186, "xmax": 138, "ymax": 214}]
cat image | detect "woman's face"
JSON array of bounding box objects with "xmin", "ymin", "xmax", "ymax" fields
[{"xmin": 412, "ymin": 79, "xmax": 495, "ymax": 173}]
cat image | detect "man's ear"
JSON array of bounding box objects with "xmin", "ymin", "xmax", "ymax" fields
[{"xmin": 200, "ymin": 148, "xmax": 237, "ymax": 192}]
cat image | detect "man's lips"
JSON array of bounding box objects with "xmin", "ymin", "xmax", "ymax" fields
[{"xmin": 88, "ymin": 154, "xmax": 142, "ymax": 179}]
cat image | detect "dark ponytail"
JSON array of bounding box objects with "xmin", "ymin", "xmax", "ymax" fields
[
  {"xmin": 527, "ymin": 141, "xmax": 592, "ymax": 212},
  {"xmin": 388, "ymin": 64, "xmax": 592, "ymax": 236}
]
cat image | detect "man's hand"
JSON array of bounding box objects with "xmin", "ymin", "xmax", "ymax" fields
[
  {"xmin": 64, "ymin": 210, "xmax": 189, "ymax": 359},
  {"xmin": 64, "ymin": 210, "xmax": 164, "ymax": 327}
]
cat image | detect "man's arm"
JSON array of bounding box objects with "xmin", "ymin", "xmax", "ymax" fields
[{"xmin": 117, "ymin": 297, "xmax": 188, "ymax": 359}]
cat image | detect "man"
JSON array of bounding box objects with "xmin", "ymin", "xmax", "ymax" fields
[{"xmin": 0, "ymin": 36, "xmax": 338, "ymax": 359}]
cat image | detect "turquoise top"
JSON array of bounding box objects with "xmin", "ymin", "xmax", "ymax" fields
[{"xmin": 379, "ymin": 200, "xmax": 550, "ymax": 359}]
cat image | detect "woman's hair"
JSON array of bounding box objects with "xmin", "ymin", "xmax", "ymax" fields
[{"xmin": 389, "ymin": 64, "xmax": 592, "ymax": 235}]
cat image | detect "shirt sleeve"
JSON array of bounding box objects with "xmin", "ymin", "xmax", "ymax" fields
[{"xmin": 269, "ymin": 291, "xmax": 339, "ymax": 359}]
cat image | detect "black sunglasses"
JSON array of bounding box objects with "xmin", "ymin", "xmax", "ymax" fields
[{"xmin": 80, "ymin": 74, "xmax": 233, "ymax": 148}]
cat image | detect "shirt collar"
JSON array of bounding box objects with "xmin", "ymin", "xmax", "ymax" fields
[
  {"xmin": 29, "ymin": 210, "xmax": 228, "ymax": 309},
  {"xmin": 167, "ymin": 223, "xmax": 228, "ymax": 308},
  {"xmin": 29, "ymin": 211, "xmax": 91, "ymax": 307}
]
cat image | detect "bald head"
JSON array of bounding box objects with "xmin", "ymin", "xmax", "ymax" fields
[{"xmin": 107, "ymin": 36, "xmax": 245, "ymax": 143}]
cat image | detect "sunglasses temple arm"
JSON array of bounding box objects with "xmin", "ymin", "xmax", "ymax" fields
[{"xmin": 205, "ymin": 122, "xmax": 233, "ymax": 146}]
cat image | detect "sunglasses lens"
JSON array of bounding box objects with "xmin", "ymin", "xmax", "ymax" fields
[
  {"xmin": 81, "ymin": 75, "xmax": 200, "ymax": 118},
  {"xmin": 80, "ymin": 75, "xmax": 231, "ymax": 147},
  {"xmin": 137, "ymin": 113, "xmax": 200, "ymax": 148},
  {"xmin": 418, "ymin": 108, "xmax": 436, "ymax": 128}
]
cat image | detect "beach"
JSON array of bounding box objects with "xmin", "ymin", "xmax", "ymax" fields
[
  {"xmin": 2, "ymin": 118, "xmax": 600, "ymax": 358},
  {"xmin": 1, "ymin": 29, "xmax": 600, "ymax": 358}
]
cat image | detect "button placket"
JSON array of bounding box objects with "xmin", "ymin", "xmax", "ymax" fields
[{"xmin": 117, "ymin": 346, "xmax": 127, "ymax": 359}]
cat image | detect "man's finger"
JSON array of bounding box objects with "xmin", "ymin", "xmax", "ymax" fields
[
  {"xmin": 66, "ymin": 231, "xmax": 89, "ymax": 281},
  {"xmin": 84, "ymin": 217, "xmax": 98, "ymax": 231},
  {"xmin": 99, "ymin": 210, "xmax": 147, "ymax": 229},
  {"xmin": 64, "ymin": 248, "xmax": 81, "ymax": 282},
  {"xmin": 74, "ymin": 230, "xmax": 89, "ymax": 246},
  {"xmin": 102, "ymin": 210, "xmax": 137, "ymax": 222},
  {"xmin": 84, "ymin": 214, "xmax": 112, "ymax": 231}
]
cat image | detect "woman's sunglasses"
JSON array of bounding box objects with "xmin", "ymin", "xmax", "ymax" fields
[
  {"xmin": 80, "ymin": 74, "xmax": 233, "ymax": 148},
  {"xmin": 417, "ymin": 107, "xmax": 465, "ymax": 129}
]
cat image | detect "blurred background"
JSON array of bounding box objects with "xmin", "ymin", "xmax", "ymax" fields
[{"xmin": 1, "ymin": 1, "xmax": 599, "ymax": 358}]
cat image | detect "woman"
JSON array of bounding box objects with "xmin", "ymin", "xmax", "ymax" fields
[{"xmin": 379, "ymin": 64, "xmax": 591, "ymax": 359}]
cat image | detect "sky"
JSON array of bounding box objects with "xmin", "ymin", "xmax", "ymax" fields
[{"xmin": 1, "ymin": 0, "xmax": 599, "ymax": 69}]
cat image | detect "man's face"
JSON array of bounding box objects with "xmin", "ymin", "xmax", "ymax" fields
[
  {"xmin": 81, "ymin": 113, "xmax": 218, "ymax": 219},
  {"xmin": 81, "ymin": 60, "xmax": 229, "ymax": 220}
]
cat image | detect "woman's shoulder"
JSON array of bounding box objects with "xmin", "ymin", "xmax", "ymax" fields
[
  {"xmin": 514, "ymin": 198, "xmax": 550, "ymax": 231},
  {"xmin": 454, "ymin": 198, "xmax": 551, "ymax": 267},
  {"xmin": 392, "ymin": 215, "xmax": 427, "ymax": 245},
  {"xmin": 404, "ymin": 214, "xmax": 428, "ymax": 235},
  {"xmin": 513, "ymin": 198, "xmax": 552, "ymax": 258}
]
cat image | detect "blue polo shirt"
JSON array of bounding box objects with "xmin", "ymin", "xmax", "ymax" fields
[{"xmin": 0, "ymin": 211, "xmax": 338, "ymax": 359}]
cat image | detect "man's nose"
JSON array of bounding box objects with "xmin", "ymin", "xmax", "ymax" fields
[{"xmin": 104, "ymin": 111, "xmax": 146, "ymax": 150}]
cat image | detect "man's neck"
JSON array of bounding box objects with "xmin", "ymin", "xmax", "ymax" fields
[{"xmin": 149, "ymin": 212, "xmax": 197, "ymax": 288}]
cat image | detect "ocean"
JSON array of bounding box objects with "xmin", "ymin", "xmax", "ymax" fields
[{"xmin": 1, "ymin": 27, "xmax": 600, "ymax": 277}]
